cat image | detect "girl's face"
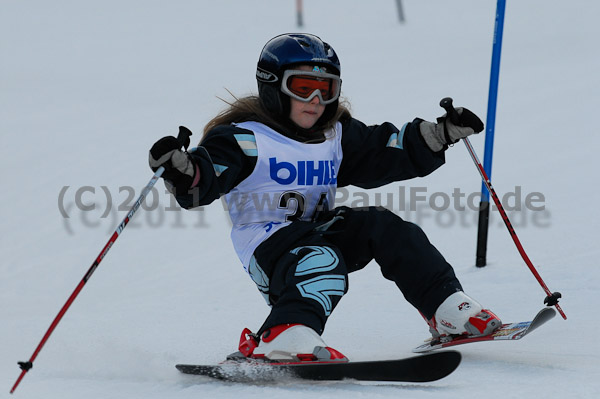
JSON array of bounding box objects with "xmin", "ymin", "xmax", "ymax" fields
[
  {"xmin": 289, "ymin": 94, "xmax": 325, "ymax": 129},
  {"xmin": 287, "ymin": 65, "xmax": 326, "ymax": 129}
]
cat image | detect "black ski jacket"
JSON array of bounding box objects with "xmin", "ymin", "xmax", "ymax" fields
[{"xmin": 174, "ymin": 116, "xmax": 444, "ymax": 209}]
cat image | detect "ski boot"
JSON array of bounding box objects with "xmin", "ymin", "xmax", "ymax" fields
[
  {"xmin": 228, "ymin": 324, "xmax": 348, "ymax": 363},
  {"xmin": 427, "ymin": 291, "xmax": 502, "ymax": 340}
]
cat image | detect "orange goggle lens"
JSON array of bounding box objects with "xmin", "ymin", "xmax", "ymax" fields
[{"xmin": 287, "ymin": 75, "xmax": 338, "ymax": 101}]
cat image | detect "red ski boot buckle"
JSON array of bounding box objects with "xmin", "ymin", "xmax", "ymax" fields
[{"xmin": 238, "ymin": 328, "xmax": 259, "ymax": 357}]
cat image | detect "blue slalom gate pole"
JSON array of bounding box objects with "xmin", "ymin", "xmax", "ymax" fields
[{"xmin": 476, "ymin": 0, "xmax": 506, "ymax": 267}]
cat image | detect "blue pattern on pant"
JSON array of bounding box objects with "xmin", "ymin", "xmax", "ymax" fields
[
  {"xmin": 291, "ymin": 245, "xmax": 339, "ymax": 276},
  {"xmin": 296, "ymin": 274, "xmax": 346, "ymax": 316},
  {"xmin": 292, "ymin": 246, "xmax": 346, "ymax": 316}
]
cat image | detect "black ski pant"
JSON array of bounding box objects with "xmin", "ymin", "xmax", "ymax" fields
[{"xmin": 251, "ymin": 206, "xmax": 463, "ymax": 336}]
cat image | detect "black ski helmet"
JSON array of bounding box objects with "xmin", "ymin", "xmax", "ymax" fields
[{"xmin": 256, "ymin": 33, "xmax": 341, "ymax": 127}]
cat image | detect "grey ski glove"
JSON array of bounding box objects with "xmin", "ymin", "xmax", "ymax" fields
[
  {"xmin": 419, "ymin": 107, "xmax": 484, "ymax": 152},
  {"xmin": 149, "ymin": 127, "xmax": 198, "ymax": 195}
]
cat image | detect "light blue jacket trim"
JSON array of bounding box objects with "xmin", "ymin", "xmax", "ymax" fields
[
  {"xmin": 213, "ymin": 164, "xmax": 228, "ymax": 177},
  {"xmin": 386, "ymin": 123, "xmax": 408, "ymax": 150},
  {"xmin": 234, "ymin": 133, "xmax": 258, "ymax": 156}
]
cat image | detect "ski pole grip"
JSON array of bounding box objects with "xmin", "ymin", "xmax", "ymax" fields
[
  {"xmin": 177, "ymin": 126, "xmax": 193, "ymax": 151},
  {"xmin": 544, "ymin": 291, "xmax": 562, "ymax": 306},
  {"xmin": 439, "ymin": 97, "xmax": 461, "ymax": 125}
]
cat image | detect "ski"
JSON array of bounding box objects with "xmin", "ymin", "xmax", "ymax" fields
[
  {"xmin": 176, "ymin": 350, "xmax": 461, "ymax": 383},
  {"xmin": 413, "ymin": 307, "xmax": 556, "ymax": 353}
]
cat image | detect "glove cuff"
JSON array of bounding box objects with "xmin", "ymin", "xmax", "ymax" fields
[{"xmin": 419, "ymin": 121, "xmax": 446, "ymax": 152}]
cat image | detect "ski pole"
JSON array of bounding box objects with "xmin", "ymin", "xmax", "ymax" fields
[
  {"xmin": 439, "ymin": 98, "xmax": 566, "ymax": 320},
  {"xmin": 476, "ymin": 0, "xmax": 506, "ymax": 267},
  {"xmin": 10, "ymin": 127, "xmax": 192, "ymax": 394}
]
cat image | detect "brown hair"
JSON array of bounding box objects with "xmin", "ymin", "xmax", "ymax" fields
[{"xmin": 202, "ymin": 93, "xmax": 351, "ymax": 142}]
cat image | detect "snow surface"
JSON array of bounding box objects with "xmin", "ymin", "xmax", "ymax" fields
[{"xmin": 2, "ymin": 0, "xmax": 599, "ymax": 397}]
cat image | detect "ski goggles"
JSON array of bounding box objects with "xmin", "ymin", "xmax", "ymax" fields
[{"xmin": 281, "ymin": 69, "xmax": 341, "ymax": 105}]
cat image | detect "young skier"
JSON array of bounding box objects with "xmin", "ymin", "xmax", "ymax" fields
[{"xmin": 149, "ymin": 33, "xmax": 502, "ymax": 362}]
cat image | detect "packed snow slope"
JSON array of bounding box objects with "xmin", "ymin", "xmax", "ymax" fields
[{"xmin": 2, "ymin": 1, "xmax": 599, "ymax": 398}]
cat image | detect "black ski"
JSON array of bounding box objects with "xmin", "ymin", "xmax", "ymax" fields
[{"xmin": 176, "ymin": 350, "xmax": 461, "ymax": 383}]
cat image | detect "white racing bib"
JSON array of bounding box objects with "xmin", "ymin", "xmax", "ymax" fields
[{"xmin": 224, "ymin": 121, "xmax": 343, "ymax": 271}]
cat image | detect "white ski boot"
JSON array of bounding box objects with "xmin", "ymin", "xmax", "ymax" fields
[
  {"xmin": 428, "ymin": 291, "xmax": 502, "ymax": 338},
  {"xmin": 235, "ymin": 324, "xmax": 347, "ymax": 362}
]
